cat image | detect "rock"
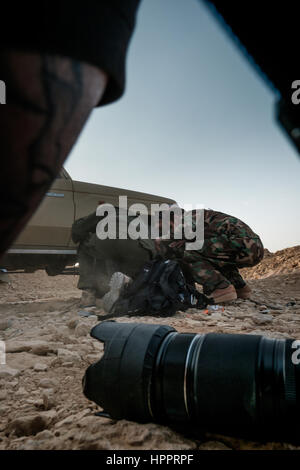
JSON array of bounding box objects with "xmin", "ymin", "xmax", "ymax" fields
[
  {"xmin": 67, "ymin": 319, "xmax": 79, "ymax": 330},
  {"xmin": 0, "ymin": 366, "xmax": 20, "ymax": 379},
  {"xmin": 39, "ymin": 409, "xmax": 58, "ymax": 424},
  {"xmin": 198, "ymin": 441, "xmax": 232, "ymax": 450},
  {"xmin": 252, "ymin": 314, "xmax": 273, "ymax": 325},
  {"xmin": 86, "ymin": 354, "xmax": 101, "ymax": 363},
  {"xmin": 30, "ymin": 344, "xmax": 52, "ymax": 356},
  {"xmin": 35, "ymin": 429, "xmax": 53, "ymax": 440},
  {"xmin": 49, "ymin": 326, "xmax": 72, "ymax": 343},
  {"xmin": 6, "ymin": 340, "xmax": 52, "ymax": 354},
  {"xmin": 0, "ymin": 320, "xmax": 12, "ymax": 331},
  {"xmin": 86, "ymin": 315, "xmax": 98, "ymax": 321},
  {"xmin": 77, "ymin": 415, "xmax": 112, "ymax": 431},
  {"xmin": 31, "ymin": 399, "xmax": 44, "ymax": 409},
  {"xmin": 61, "ymin": 362, "xmax": 74, "ymax": 368},
  {"xmin": 15, "ymin": 386, "xmax": 28, "ymax": 397},
  {"xmin": 57, "ymin": 348, "xmax": 81, "ymax": 362},
  {"xmin": 210, "ymin": 312, "xmax": 223, "ymax": 320},
  {"xmin": 259, "ymin": 305, "xmax": 268, "ymax": 311},
  {"xmin": 0, "ymin": 405, "xmax": 9, "ymax": 417},
  {"xmin": 0, "ymin": 390, "xmax": 6, "ymax": 401},
  {"xmin": 42, "ymin": 390, "xmax": 56, "ymax": 410},
  {"xmin": 252, "ymin": 313, "xmax": 273, "ymax": 325},
  {"xmin": 34, "ymin": 363, "xmax": 48, "ymax": 372},
  {"xmin": 74, "ymin": 323, "xmax": 91, "ymax": 338},
  {"xmin": 39, "ymin": 378, "xmax": 58, "ymax": 389},
  {"xmin": 54, "ymin": 415, "xmax": 76, "ymax": 428},
  {"xmin": 7, "ymin": 414, "xmax": 48, "ymax": 437},
  {"xmin": 8, "ymin": 379, "xmax": 19, "ymax": 388}
]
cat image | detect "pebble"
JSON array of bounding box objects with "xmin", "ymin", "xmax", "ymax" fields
[
  {"xmin": 57, "ymin": 348, "xmax": 81, "ymax": 362},
  {"xmin": 34, "ymin": 363, "xmax": 48, "ymax": 372},
  {"xmin": 67, "ymin": 319, "xmax": 79, "ymax": 330},
  {"xmin": 252, "ymin": 314, "xmax": 274, "ymax": 325},
  {"xmin": 54, "ymin": 415, "xmax": 76, "ymax": 428},
  {"xmin": 42, "ymin": 390, "xmax": 56, "ymax": 410},
  {"xmin": 259, "ymin": 305, "xmax": 268, "ymax": 311},
  {"xmin": 26, "ymin": 399, "xmax": 43, "ymax": 408},
  {"xmin": 8, "ymin": 380, "xmax": 19, "ymax": 388},
  {"xmin": 74, "ymin": 323, "xmax": 91, "ymax": 338},
  {"xmin": 86, "ymin": 315, "xmax": 98, "ymax": 321},
  {"xmin": 0, "ymin": 366, "xmax": 20, "ymax": 379},
  {"xmin": 0, "ymin": 405, "xmax": 9, "ymax": 417},
  {"xmin": 39, "ymin": 378, "xmax": 58, "ymax": 389},
  {"xmin": 35, "ymin": 429, "xmax": 53, "ymax": 440},
  {"xmin": 15, "ymin": 387, "xmax": 28, "ymax": 397},
  {"xmin": 31, "ymin": 344, "xmax": 52, "ymax": 356},
  {"xmin": 61, "ymin": 362, "xmax": 74, "ymax": 368},
  {"xmin": 6, "ymin": 340, "xmax": 50, "ymax": 354},
  {"xmin": 86, "ymin": 354, "xmax": 101, "ymax": 363},
  {"xmin": 7, "ymin": 414, "xmax": 48, "ymax": 437}
]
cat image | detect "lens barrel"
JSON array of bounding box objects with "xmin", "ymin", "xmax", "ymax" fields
[{"xmin": 83, "ymin": 321, "xmax": 300, "ymax": 442}]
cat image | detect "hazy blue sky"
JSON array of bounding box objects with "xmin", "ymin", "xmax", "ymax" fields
[{"xmin": 66, "ymin": 0, "xmax": 300, "ymax": 252}]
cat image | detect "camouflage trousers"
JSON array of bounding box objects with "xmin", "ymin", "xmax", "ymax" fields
[
  {"xmin": 182, "ymin": 229, "xmax": 264, "ymax": 295},
  {"xmin": 77, "ymin": 233, "xmax": 151, "ymax": 297}
]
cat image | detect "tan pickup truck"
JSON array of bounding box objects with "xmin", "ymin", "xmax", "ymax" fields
[{"xmin": 2, "ymin": 169, "xmax": 177, "ymax": 275}]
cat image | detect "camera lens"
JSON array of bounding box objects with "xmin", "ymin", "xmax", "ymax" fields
[{"xmin": 83, "ymin": 321, "xmax": 300, "ymax": 442}]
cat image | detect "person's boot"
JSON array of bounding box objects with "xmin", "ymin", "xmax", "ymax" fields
[
  {"xmin": 102, "ymin": 272, "xmax": 131, "ymax": 313},
  {"xmin": 235, "ymin": 284, "xmax": 252, "ymax": 299},
  {"xmin": 208, "ymin": 284, "xmax": 237, "ymax": 303},
  {"xmin": 79, "ymin": 289, "xmax": 97, "ymax": 308}
]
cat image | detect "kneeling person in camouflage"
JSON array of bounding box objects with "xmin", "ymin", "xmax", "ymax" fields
[{"xmin": 157, "ymin": 209, "xmax": 264, "ymax": 304}]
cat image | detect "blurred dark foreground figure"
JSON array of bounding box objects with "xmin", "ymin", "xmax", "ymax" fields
[
  {"xmin": 0, "ymin": 0, "xmax": 299, "ymax": 259},
  {"xmin": 0, "ymin": 1, "xmax": 141, "ymax": 258}
]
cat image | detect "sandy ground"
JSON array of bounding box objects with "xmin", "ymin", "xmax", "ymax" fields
[{"xmin": 0, "ymin": 247, "xmax": 300, "ymax": 450}]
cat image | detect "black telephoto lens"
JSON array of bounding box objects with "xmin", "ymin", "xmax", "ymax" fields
[{"xmin": 83, "ymin": 321, "xmax": 300, "ymax": 443}]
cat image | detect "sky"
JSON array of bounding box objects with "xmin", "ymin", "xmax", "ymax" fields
[{"xmin": 65, "ymin": 0, "xmax": 300, "ymax": 252}]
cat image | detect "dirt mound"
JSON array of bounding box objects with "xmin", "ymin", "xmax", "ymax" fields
[{"xmin": 241, "ymin": 245, "xmax": 300, "ymax": 279}]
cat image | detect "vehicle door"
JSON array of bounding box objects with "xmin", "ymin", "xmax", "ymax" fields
[{"xmin": 14, "ymin": 170, "xmax": 75, "ymax": 248}]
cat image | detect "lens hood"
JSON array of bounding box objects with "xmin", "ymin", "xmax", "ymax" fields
[{"xmin": 83, "ymin": 321, "xmax": 175, "ymax": 421}]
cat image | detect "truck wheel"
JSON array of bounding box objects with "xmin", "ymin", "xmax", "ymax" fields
[{"xmin": 45, "ymin": 262, "xmax": 66, "ymax": 276}]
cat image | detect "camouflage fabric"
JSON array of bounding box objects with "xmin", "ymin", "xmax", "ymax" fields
[{"xmin": 157, "ymin": 209, "xmax": 264, "ymax": 295}]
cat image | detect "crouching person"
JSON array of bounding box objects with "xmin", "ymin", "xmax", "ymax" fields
[
  {"xmin": 72, "ymin": 209, "xmax": 154, "ymax": 308},
  {"xmin": 157, "ymin": 209, "xmax": 264, "ymax": 304}
]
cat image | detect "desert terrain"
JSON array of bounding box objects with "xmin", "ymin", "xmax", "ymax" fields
[{"xmin": 0, "ymin": 246, "xmax": 300, "ymax": 450}]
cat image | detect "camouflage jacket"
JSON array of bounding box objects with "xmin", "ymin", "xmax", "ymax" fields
[{"xmin": 156, "ymin": 209, "xmax": 260, "ymax": 258}]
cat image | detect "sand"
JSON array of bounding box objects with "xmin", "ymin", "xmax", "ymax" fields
[{"xmin": 0, "ymin": 246, "xmax": 299, "ymax": 450}]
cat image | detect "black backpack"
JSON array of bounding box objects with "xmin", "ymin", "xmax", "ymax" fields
[{"xmin": 98, "ymin": 258, "xmax": 213, "ymax": 320}]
